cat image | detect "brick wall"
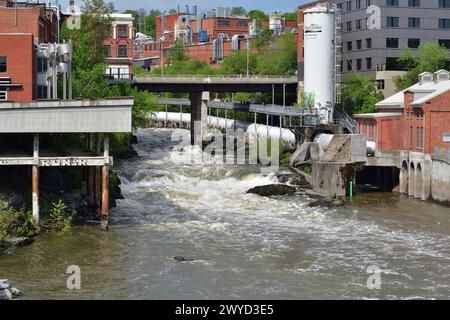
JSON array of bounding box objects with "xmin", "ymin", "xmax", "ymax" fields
[
  {"xmin": 0, "ymin": 7, "xmax": 56, "ymax": 43},
  {"xmin": 0, "ymin": 34, "xmax": 35, "ymax": 102}
]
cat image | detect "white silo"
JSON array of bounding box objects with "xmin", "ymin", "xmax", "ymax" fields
[{"xmin": 303, "ymin": 6, "xmax": 335, "ymax": 124}]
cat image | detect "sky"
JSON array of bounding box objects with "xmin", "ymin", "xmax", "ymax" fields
[{"xmin": 58, "ymin": 0, "xmax": 309, "ymax": 14}]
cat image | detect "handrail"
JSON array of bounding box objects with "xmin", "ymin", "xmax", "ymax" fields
[{"xmin": 333, "ymin": 108, "xmax": 358, "ymax": 134}]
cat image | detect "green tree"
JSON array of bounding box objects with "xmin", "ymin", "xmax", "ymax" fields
[
  {"xmin": 394, "ymin": 42, "xmax": 449, "ymax": 90},
  {"xmin": 167, "ymin": 37, "xmax": 187, "ymax": 63},
  {"xmin": 256, "ymin": 32, "xmax": 297, "ymax": 75},
  {"xmin": 253, "ymin": 28, "xmax": 272, "ymax": 49},
  {"xmin": 341, "ymin": 72, "xmax": 384, "ymax": 115},
  {"xmin": 248, "ymin": 9, "xmax": 268, "ymax": 21},
  {"xmin": 143, "ymin": 9, "xmax": 161, "ymax": 38},
  {"xmin": 221, "ymin": 51, "xmax": 257, "ymax": 75},
  {"xmin": 231, "ymin": 7, "xmax": 247, "ymax": 17},
  {"xmin": 282, "ymin": 12, "xmax": 297, "ymax": 21},
  {"xmin": 60, "ymin": 0, "xmax": 115, "ymax": 99}
]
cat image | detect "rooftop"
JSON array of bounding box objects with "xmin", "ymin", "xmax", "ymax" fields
[{"xmin": 375, "ymin": 70, "xmax": 450, "ymax": 109}]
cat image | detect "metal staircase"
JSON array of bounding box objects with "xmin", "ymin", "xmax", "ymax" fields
[{"xmin": 333, "ymin": 108, "xmax": 358, "ymax": 134}]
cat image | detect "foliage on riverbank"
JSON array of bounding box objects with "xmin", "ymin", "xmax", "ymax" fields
[{"xmin": 0, "ymin": 198, "xmax": 77, "ymax": 248}]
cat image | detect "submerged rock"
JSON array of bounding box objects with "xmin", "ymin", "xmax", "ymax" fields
[
  {"xmin": 0, "ymin": 280, "xmax": 21, "ymax": 300},
  {"xmin": 3, "ymin": 237, "xmax": 34, "ymax": 247},
  {"xmin": 247, "ymin": 184, "xmax": 297, "ymax": 197},
  {"xmin": 173, "ymin": 256, "xmax": 195, "ymax": 262},
  {"xmin": 308, "ymin": 197, "xmax": 345, "ymax": 208}
]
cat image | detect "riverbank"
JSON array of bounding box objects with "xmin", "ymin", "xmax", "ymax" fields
[{"xmin": 1, "ymin": 128, "xmax": 450, "ymax": 299}]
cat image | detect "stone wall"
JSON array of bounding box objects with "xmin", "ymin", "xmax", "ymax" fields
[{"xmin": 430, "ymin": 154, "xmax": 450, "ymax": 204}]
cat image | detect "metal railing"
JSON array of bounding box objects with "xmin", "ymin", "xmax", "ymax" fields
[{"xmin": 333, "ymin": 108, "xmax": 358, "ymax": 134}]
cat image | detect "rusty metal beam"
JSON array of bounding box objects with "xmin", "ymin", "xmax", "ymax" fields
[{"xmin": 101, "ymin": 134, "xmax": 110, "ymax": 231}]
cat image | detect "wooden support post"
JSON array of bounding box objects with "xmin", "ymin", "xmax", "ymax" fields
[
  {"xmin": 101, "ymin": 133, "xmax": 110, "ymax": 231},
  {"xmin": 94, "ymin": 134, "xmax": 100, "ymax": 218},
  {"xmin": 32, "ymin": 133, "xmax": 40, "ymax": 226}
]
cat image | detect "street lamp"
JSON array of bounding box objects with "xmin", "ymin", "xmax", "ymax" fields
[{"xmin": 246, "ymin": 35, "xmax": 250, "ymax": 78}]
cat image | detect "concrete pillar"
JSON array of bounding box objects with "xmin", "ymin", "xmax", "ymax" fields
[
  {"xmin": 101, "ymin": 134, "xmax": 110, "ymax": 231},
  {"xmin": 189, "ymin": 91, "xmax": 209, "ymax": 146},
  {"xmin": 32, "ymin": 133, "xmax": 39, "ymax": 226}
]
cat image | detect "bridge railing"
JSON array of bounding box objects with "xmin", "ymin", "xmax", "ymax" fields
[{"xmin": 145, "ymin": 74, "xmax": 297, "ymax": 79}]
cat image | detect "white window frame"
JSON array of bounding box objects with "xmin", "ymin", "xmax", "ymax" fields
[{"xmin": 0, "ymin": 90, "xmax": 7, "ymax": 100}]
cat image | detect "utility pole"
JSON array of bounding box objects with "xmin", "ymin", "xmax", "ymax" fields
[
  {"xmin": 246, "ymin": 36, "xmax": 250, "ymax": 77},
  {"xmin": 160, "ymin": 37, "xmax": 164, "ymax": 77}
]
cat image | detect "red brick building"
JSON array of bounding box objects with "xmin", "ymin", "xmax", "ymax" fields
[
  {"xmin": 0, "ymin": 0, "xmax": 58, "ymax": 43},
  {"xmin": 0, "ymin": 33, "xmax": 35, "ymax": 102},
  {"xmin": 0, "ymin": 1, "xmax": 59, "ymax": 102},
  {"xmin": 355, "ymin": 70, "xmax": 450, "ymax": 155},
  {"xmin": 104, "ymin": 13, "xmax": 135, "ymax": 79}
]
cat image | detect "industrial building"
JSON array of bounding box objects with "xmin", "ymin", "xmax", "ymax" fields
[
  {"xmin": 134, "ymin": 6, "xmax": 297, "ymax": 70},
  {"xmin": 298, "ymin": 0, "xmax": 450, "ymax": 97}
]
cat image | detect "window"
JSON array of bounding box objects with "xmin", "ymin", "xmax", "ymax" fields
[
  {"xmin": 104, "ymin": 45, "xmax": 111, "ymax": 57},
  {"xmin": 0, "ymin": 91, "xmax": 6, "ymax": 100},
  {"xmin": 356, "ymin": 19, "xmax": 362, "ymax": 29},
  {"xmin": 118, "ymin": 45, "xmax": 128, "ymax": 57},
  {"xmin": 417, "ymin": 127, "xmax": 424, "ymax": 149},
  {"xmin": 439, "ymin": 19, "xmax": 450, "ymax": 29},
  {"xmin": 408, "ymin": 0, "xmax": 420, "ymax": 7},
  {"xmin": 387, "ymin": 0, "xmax": 399, "ymax": 6},
  {"xmin": 346, "ymin": 21, "xmax": 352, "ymax": 31},
  {"xmin": 377, "ymin": 79, "xmax": 385, "ymax": 90},
  {"xmin": 337, "ymin": 3, "xmax": 343, "ymax": 9},
  {"xmin": 37, "ymin": 85, "xmax": 47, "ymax": 100},
  {"xmin": 439, "ymin": 0, "xmax": 450, "ymax": 8},
  {"xmin": 366, "ymin": 57, "xmax": 372, "ymax": 69},
  {"xmin": 356, "ymin": 39, "xmax": 362, "ymax": 50},
  {"xmin": 118, "ymin": 25, "xmax": 128, "ymax": 38},
  {"xmin": 340, "ymin": 60, "xmax": 343, "ymax": 72},
  {"xmin": 0, "ymin": 56, "xmax": 6, "ymax": 73},
  {"xmin": 439, "ymin": 39, "xmax": 450, "ymax": 49},
  {"xmin": 410, "ymin": 126, "xmax": 413, "ymax": 147},
  {"xmin": 218, "ymin": 20, "xmax": 231, "ymax": 27},
  {"xmin": 346, "ymin": 1, "xmax": 352, "ymax": 11},
  {"xmin": 366, "ymin": 38, "xmax": 372, "ymax": 48},
  {"xmin": 408, "ymin": 17, "xmax": 420, "ymax": 28},
  {"xmin": 408, "ymin": 38, "xmax": 420, "ymax": 48},
  {"xmin": 356, "ymin": 59, "xmax": 362, "ymax": 70},
  {"xmin": 347, "ymin": 41, "xmax": 353, "ymax": 51},
  {"xmin": 387, "ymin": 17, "xmax": 399, "ymax": 27},
  {"xmin": 367, "ymin": 0, "xmax": 372, "ymax": 5},
  {"xmin": 347, "ymin": 60, "xmax": 353, "ymax": 71},
  {"xmin": 37, "ymin": 57, "xmax": 47, "ymax": 73},
  {"xmin": 386, "ymin": 38, "xmax": 399, "ymax": 48},
  {"xmin": 356, "ymin": 0, "xmax": 361, "ymax": 9},
  {"xmin": 236, "ymin": 21, "xmax": 248, "ymax": 27}
]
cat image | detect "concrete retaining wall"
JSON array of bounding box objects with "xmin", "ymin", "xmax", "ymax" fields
[{"xmin": 430, "ymin": 154, "xmax": 450, "ymax": 203}]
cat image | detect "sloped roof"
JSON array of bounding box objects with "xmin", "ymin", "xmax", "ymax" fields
[{"xmin": 375, "ymin": 79, "xmax": 450, "ymax": 108}]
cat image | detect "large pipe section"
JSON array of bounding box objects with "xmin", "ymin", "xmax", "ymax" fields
[{"xmin": 151, "ymin": 112, "xmax": 296, "ymax": 144}]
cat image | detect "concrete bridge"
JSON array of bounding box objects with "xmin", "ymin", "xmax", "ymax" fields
[
  {"xmin": 112, "ymin": 75, "xmax": 298, "ymax": 93},
  {"xmin": 0, "ymin": 97, "xmax": 134, "ymax": 230}
]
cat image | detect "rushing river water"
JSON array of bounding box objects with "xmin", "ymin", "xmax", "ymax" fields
[{"xmin": 1, "ymin": 128, "xmax": 450, "ymax": 300}]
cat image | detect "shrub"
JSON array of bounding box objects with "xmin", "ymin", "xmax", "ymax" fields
[
  {"xmin": 47, "ymin": 200, "xmax": 76, "ymax": 232},
  {"xmin": 0, "ymin": 208, "xmax": 37, "ymax": 239}
]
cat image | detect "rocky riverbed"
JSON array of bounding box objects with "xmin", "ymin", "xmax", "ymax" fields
[{"xmin": 0, "ymin": 279, "xmax": 21, "ymax": 300}]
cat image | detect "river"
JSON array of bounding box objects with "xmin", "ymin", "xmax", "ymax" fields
[{"xmin": 1, "ymin": 128, "xmax": 450, "ymax": 299}]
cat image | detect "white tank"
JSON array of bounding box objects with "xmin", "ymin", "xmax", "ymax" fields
[{"xmin": 303, "ymin": 7, "xmax": 335, "ymax": 124}]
